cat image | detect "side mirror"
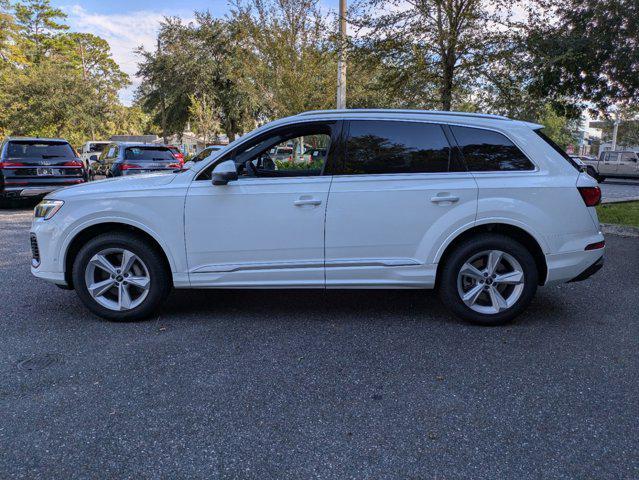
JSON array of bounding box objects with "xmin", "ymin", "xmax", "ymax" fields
[{"xmin": 212, "ymin": 160, "xmax": 238, "ymax": 185}]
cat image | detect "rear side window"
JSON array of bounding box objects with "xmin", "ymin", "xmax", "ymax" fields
[
  {"xmin": 451, "ymin": 126, "xmax": 534, "ymax": 172},
  {"xmin": 6, "ymin": 141, "xmax": 75, "ymax": 159},
  {"xmin": 344, "ymin": 121, "xmax": 455, "ymax": 174},
  {"xmin": 124, "ymin": 147, "xmax": 174, "ymax": 161}
]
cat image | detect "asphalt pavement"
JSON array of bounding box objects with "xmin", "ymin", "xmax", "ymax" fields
[
  {"xmin": 0, "ymin": 205, "xmax": 638, "ymax": 479},
  {"xmin": 600, "ymin": 178, "xmax": 639, "ymax": 202}
]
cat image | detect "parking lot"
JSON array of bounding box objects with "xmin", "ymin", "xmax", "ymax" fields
[
  {"xmin": 1, "ymin": 202, "xmax": 638, "ymax": 479},
  {"xmin": 600, "ymin": 178, "xmax": 639, "ymax": 202}
]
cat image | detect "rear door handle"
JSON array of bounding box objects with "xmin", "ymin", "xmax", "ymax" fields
[
  {"xmin": 294, "ymin": 197, "xmax": 322, "ymax": 207},
  {"xmin": 431, "ymin": 195, "xmax": 460, "ymax": 204}
]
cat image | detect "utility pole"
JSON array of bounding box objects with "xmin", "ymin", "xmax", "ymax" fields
[
  {"xmin": 611, "ymin": 109, "xmax": 621, "ymax": 151},
  {"xmin": 157, "ymin": 38, "xmax": 168, "ymax": 145},
  {"xmin": 336, "ymin": 0, "xmax": 347, "ymax": 110}
]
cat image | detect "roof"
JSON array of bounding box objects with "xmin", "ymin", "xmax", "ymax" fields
[
  {"xmin": 292, "ymin": 109, "xmax": 542, "ymax": 130},
  {"xmin": 5, "ymin": 136, "xmax": 69, "ymax": 142},
  {"xmin": 297, "ymin": 109, "xmax": 511, "ymax": 121}
]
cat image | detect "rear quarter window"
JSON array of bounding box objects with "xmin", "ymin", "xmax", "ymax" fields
[{"xmin": 451, "ymin": 126, "xmax": 534, "ymax": 172}]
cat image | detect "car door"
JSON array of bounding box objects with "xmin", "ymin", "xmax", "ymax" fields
[
  {"xmin": 324, "ymin": 119, "xmax": 478, "ymax": 288},
  {"xmin": 617, "ymin": 152, "xmax": 639, "ymax": 177},
  {"xmin": 184, "ymin": 121, "xmax": 340, "ymax": 287},
  {"xmin": 599, "ymin": 152, "xmax": 619, "ymax": 176}
]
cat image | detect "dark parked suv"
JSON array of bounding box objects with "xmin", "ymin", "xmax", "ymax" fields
[
  {"xmin": 0, "ymin": 137, "xmax": 86, "ymax": 200},
  {"xmin": 89, "ymin": 142, "xmax": 181, "ymax": 178}
]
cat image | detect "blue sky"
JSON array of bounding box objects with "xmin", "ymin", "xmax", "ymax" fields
[{"xmin": 49, "ymin": 1, "xmax": 341, "ymax": 104}]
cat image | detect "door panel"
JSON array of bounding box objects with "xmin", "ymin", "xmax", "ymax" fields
[
  {"xmin": 599, "ymin": 152, "xmax": 619, "ymax": 175},
  {"xmin": 185, "ymin": 176, "xmax": 330, "ymax": 287},
  {"xmin": 325, "ymin": 173, "xmax": 478, "ymax": 287},
  {"xmin": 617, "ymin": 153, "xmax": 639, "ymax": 177}
]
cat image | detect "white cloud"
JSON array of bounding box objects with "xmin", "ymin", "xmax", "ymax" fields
[{"xmin": 62, "ymin": 4, "xmax": 181, "ymax": 105}]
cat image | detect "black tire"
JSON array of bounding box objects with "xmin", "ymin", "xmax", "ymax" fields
[
  {"xmin": 438, "ymin": 233, "xmax": 538, "ymax": 326},
  {"xmin": 72, "ymin": 232, "xmax": 171, "ymax": 321}
]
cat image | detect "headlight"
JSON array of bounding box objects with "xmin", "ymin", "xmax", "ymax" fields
[{"xmin": 34, "ymin": 199, "xmax": 64, "ymax": 220}]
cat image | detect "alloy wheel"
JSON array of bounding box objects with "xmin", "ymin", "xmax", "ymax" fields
[
  {"xmin": 456, "ymin": 249, "xmax": 525, "ymax": 315},
  {"xmin": 84, "ymin": 248, "xmax": 150, "ymax": 311}
]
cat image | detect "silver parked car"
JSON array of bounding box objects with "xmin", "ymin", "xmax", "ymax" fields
[{"xmin": 581, "ymin": 151, "xmax": 639, "ymax": 182}]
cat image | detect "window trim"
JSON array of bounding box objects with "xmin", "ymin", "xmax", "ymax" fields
[
  {"xmin": 194, "ymin": 120, "xmax": 342, "ymax": 182},
  {"xmin": 335, "ymin": 119, "xmax": 464, "ymax": 177}
]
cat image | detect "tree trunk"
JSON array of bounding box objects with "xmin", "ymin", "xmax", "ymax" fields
[{"xmin": 440, "ymin": 56, "xmax": 455, "ymax": 111}]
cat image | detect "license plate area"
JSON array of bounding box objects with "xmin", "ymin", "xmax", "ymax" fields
[{"xmin": 37, "ymin": 167, "xmax": 54, "ymax": 176}]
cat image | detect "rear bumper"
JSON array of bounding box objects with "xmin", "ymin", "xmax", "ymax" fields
[
  {"xmin": 569, "ymin": 255, "xmax": 604, "ymax": 283},
  {"xmin": 544, "ymin": 246, "xmax": 605, "ymax": 286},
  {"xmin": 1, "ymin": 182, "xmax": 85, "ymax": 198}
]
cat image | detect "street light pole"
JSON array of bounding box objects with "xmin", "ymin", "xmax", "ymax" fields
[
  {"xmin": 611, "ymin": 109, "xmax": 621, "ymax": 151},
  {"xmin": 336, "ymin": 0, "xmax": 347, "ymax": 110}
]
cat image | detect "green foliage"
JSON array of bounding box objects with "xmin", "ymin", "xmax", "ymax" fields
[
  {"xmin": 596, "ymin": 201, "xmax": 639, "ymax": 228},
  {"xmin": 0, "ymin": 0, "xmax": 140, "ymax": 145},
  {"xmin": 526, "ymin": 0, "xmax": 639, "ymax": 113}
]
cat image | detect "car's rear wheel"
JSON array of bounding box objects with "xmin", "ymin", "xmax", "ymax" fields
[
  {"xmin": 439, "ymin": 233, "xmax": 538, "ymax": 326},
  {"xmin": 72, "ymin": 232, "xmax": 171, "ymax": 321}
]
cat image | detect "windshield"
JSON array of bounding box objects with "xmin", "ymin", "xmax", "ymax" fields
[
  {"xmin": 88, "ymin": 143, "xmax": 109, "ymax": 153},
  {"xmin": 124, "ymin": 146, "xmax": 174, "ymax": 161},
  {"xmin": 7, "ymin": 140, "xmax": 76, "ymax": 159}
]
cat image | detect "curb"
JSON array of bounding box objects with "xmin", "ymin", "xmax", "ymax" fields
[
  {"xmin": 601, "ymin": 196, "xmax": 639, "ymax": 204},
  {"xmin": 601, "ymin": 223, "xmax": 639, "ymax": 238}
]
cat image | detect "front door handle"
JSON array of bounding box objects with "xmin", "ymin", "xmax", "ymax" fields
[
  {"xmin": 431, "ymin": 194, "xmax": 460, "ymax": 204},
  {"xmin": 294, "ymin": 197, "xmax": 322, "ymax": 207}
]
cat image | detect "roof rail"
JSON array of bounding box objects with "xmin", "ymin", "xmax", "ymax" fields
[{"xmin": 296, "ymin": 109, "xmax": 512, "ymax": 121}]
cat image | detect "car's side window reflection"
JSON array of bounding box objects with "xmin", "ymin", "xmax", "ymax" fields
[{"xmin": 237, "ymin": 133, "xmax": 330, "ymax": 178}]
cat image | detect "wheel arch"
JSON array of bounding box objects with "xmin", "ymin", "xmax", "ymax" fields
[
  {"xmin": 435, "ymin": 222, "xmax": 548, "ymax": 286},
  {"xmin": 63, "ymin": 221, "xmax": 174, "ymax": 289}
]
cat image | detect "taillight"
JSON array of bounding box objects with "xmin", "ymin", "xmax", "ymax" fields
[
  {"xmin": 63, "ymin": 160, "xmax": 84, "ymax": 167},
  {"xmin": 121, "ymin": 164, "xmax": 142, "ymax": 170},
  {"xmin": 578, "ymin": 186, "xmax": 601, "ymax": 207},
  {"xmin": 168, "ymin": 163, "xmax": 182, "ymax": 169},
  {"xmin": 0, "ymin": 161, "xmax": 26, "ymax": 168}
]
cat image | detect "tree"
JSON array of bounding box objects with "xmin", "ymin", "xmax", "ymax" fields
[
  {"xmin": 229, "ymin": 0, "xmax": 337, "ymax": 117},
  {"xmin": 188, "ymin": 93, "xmax": 220, "ymax": 143},
  {"xmin": 137, "ymin": 12, "xmax": 258, "ymax": 140},
  {"xmin": 13, "ymin": 0, "xmax": 68, "ymax": 62},
  {"xmin": 353, "ymin": 0, "xmax": 518, "ymax": 111},
  {"xmin": 526, "ymin": 0, "xmax": 639, "ymax": 112}
]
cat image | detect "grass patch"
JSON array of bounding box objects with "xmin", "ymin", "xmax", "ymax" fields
[{"xmin": 596, "ymin": 201, "xmax": 639, "ymax": 228}]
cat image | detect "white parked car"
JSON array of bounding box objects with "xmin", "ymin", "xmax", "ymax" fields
[
  {"xmin": 79, "ymin": 141, "xmax": 110, "ymax": 169},
  {"xmin": 30, "ymin": 110, "xmax": 605, "ymax": 325}
]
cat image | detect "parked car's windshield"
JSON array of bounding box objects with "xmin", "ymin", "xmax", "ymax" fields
[
  {"xmin": 87, "ymin": 143, "xmax": 108, "ymax": 153},
  {"xmin": 124, "ymin": 147, "xmax": 174, "ymax": 161},
  {"xmin": 6, "ymin": 140, "xmax": 75, "ymax": 159}
]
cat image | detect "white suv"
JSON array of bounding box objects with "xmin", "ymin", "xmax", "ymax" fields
[{"xmin": 30, "ymin": 110, "xmax": 605, "ymax": 325}]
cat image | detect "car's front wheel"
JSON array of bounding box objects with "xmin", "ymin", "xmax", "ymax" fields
[
  {"xmin": 72, "ymin": 233, "xmax": 171, "ymax": 321},
  {"xmin": 439, "ymin": 233, "xmax": 538, "ymax": 326}
]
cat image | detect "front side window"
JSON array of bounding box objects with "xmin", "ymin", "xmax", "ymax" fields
[
  {"xmin": 452, "ymin": 126, "xmax": 534, "ymax": 172},
  {"xmin": 343, "ymin": 121, "xmax": 453, "ymax": 175}
]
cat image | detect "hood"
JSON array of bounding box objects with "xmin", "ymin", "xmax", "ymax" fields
[{"xmin": 47, "ymin": 173, "xmax": 178, "ymax": 200}]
